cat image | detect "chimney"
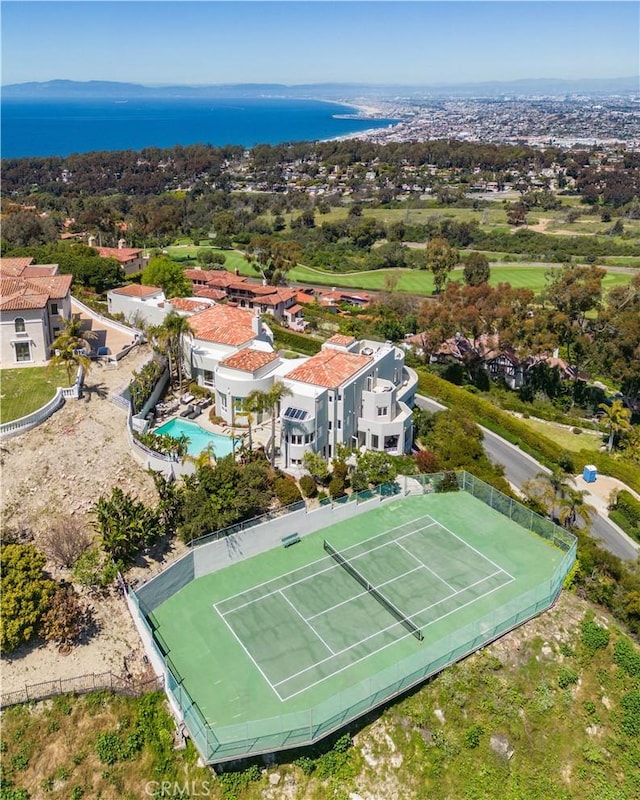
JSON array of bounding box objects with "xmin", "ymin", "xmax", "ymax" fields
[
  {"xmin": 252, "ymin": 309, "xmax": 262, "ymax": 336},
  {"xmin": 118, "ymin": 238, "xmax": 126, "ymax": 250}
]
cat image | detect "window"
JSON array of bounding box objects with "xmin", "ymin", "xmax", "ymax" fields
[
  {"xmin": 203, "ymin": 370, "xmax": 214, "ymax": 387},
  {"xmin": 50, "ymin": 303, "xmax": 59, "ymax": 315},
  {"xmin": 15, "ymin": 342, "xmax": 31, "ymax": 362},
  {"xmin": 337, "ymin": 392, "xmax": 342, "ymax": 400},
  {"xmin": 304, "ymin": 432, "xmax": 315, "ymax": 444},
  {"xmin": 337, "ymin": 420, "xmax": 342, "ymax": 429},
  {"xmin": 371, "ymin": 434, "xmax": 379, "ymax": 449},
  {"xmin": 220, "ymin": 394, "xmax": 227, "ymax": 411},
  {"xmin": 14, "ymin": 318, "xmax": 25, "ymax": 334},
  {"xmin": 328, "ymin": 394, "xmax": 333, "ymax": 402},
  {"xmin": 377, "ymin": 406, "xmax": 388, "ymax": 416},
  {"xmin": 328, "ymin": 421, "xmax": 332, "ymax": 431},
  {"xmin": 290, "ymin": 434, "xmax": 303, "ymax": 445}
]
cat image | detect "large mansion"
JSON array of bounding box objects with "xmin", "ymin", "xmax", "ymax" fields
[
  {"xmin": 0, "ymin": 258, "xmax": 72, "ymax": 365},
  {"xmin": 107, "ymin": 284, "xmax": 416, "ymax": 465}
]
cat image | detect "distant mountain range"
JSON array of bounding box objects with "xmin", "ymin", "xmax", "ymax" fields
[{"xmin": 2, "ymin": 77, "xmax": 638, "ymax": 99}]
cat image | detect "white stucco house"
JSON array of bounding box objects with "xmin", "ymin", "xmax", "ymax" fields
[
  {"xmin": 105, "ymin": 285, "xmax": 417, "ymax": 464},
  {"xmin": 0, "ymin": 257, "xmax": 73, "ymax": 365}
]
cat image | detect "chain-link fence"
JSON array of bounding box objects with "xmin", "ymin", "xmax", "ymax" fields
[{"xmin": 129, "ymin": 472, "xmax": 576, "ymax": 763}]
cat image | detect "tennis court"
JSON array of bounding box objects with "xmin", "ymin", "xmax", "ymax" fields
[
  {"xmin": 214, "ymin": 514, "xmax": 513, "ymax": 701},
  {"xmin": 148, "ymin": 485, "xmax": 574, "ymax": 754}
]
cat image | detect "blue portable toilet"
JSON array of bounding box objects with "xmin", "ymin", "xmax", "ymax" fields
[{"xmin": 583, "ymin": 464, "xmax": 597, "ymax": 483}]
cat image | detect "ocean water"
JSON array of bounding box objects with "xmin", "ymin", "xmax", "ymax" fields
[{"xmin": 1, "ymin": 97, "xmax": 396, "ymax": 159}]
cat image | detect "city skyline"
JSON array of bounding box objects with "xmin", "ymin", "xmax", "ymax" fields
[{"xmin": 2, "ymin": 1, "xmax": 639, "ymax": 87}]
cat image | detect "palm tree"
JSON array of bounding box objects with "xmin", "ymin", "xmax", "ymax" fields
[
  {"xmin": 522, "ymin": 469, "xmax": 574, "ymax": 523},
  {"xmin": 559, "ymin": 487, "xmax": 595, "ymax": 530},
  {"xmin": 146, "ymin": 323, "xmax": 173, "ymax": 385},
  {"xmin": 164, "ymin": 311, "xmax": 193, "ymax": 393},
  {"xmin": 182, "ymin": 442, "xmax": 216, "ymax": 470},
  {"xmin": 59, "ymin": 313, "xmax": 98, "ymax": 349},
  {"xmin": 49, "ymin": 332, "xmax": 92, "ymax": 387},
  {"xmin": 598, "ymin": 399, "xmax": 632, "ymax": 452},
  {"xmin": 243, "ymin": 389, "xmax": 268, "ymax": 452},
  {"xmin": 265, "ymin": 381, "xmax": 292, "ymax": 468}
]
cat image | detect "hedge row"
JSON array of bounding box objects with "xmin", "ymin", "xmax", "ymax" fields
[
  {"xmin": 273, "ymin": 328, "xmax": 323, "ymax": 356},
  {"xmin": 416, "ymin": 370, "xmax": 640, "ymax": 494},
  {"xmin": 609, "ymin": 510, "xmax": 640, "ymax": 544}
]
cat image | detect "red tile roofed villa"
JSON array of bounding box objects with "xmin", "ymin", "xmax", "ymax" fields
[
  {"xmin": 284, "ymin": 348, "xmax": 372, "ymax": 389},
  {"xmin": 187, "ymin": 306, "xmax": 278, "ymax": 424},
  {"xmin": 0, "ymin": 257, "xmax": 72, "ymax": 365},
  {"xmin": 95, "ymin": 241, "xmax": 146, "ymax": 276}
]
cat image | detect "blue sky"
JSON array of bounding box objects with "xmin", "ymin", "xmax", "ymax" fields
[{"xmin": 2, "ymin": 2, "xmax": 638, "ymax": 86}]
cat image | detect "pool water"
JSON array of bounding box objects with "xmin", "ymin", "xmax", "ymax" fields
[{"xmin": 155, "ymin": 418, "xmax": 238, "ymax": 458}]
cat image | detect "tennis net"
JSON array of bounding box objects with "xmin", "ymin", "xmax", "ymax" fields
[{"xmin": 323, "ymin": 539, "xmax": 423, "ymax": 642}]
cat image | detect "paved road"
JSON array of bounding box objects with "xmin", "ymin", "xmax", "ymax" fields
[{"xmin": 416, "ymin": 394, "xmax": 639, "ymax": 562}]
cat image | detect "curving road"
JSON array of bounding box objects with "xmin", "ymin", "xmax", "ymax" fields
[{"xmin": 416, "ymin": 394, "xmax": 639, "ymax": 562}]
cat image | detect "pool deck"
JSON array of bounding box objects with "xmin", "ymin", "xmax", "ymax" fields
[{"xmin": 149, "ymin": 396, "xmax": 275, "ymax": 454}]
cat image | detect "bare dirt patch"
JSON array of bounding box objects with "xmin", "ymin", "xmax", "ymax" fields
[{"xmin": 1, "ymin": 346, "xmax": 164, "ymax": 695}]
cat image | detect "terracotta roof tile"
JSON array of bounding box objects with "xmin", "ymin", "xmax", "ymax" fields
[
  {"xmin": 0, "ymin": 257, "xmax": 34, "ymax": 277},
  {"xmin": 220, "ymin": 348, "xmax": 278, "ymax": 372},
  {"xmin": 183, "ymin": 269, "xmax": 244, "ymax": 288},
  {"xmin": 325, "ymin": 334, "xmax": 356, "ymax": 346},
  {"xmin": 169, "ymin": 297, "xmax": 214, "ymax": 313},
  {"xmin": 193, "ymin": 287, "xmax": 227, "ymax": 301},
  {"xmin": 188, "ymin": 304, "xmax": 258, "ymax": 346},
  {"xmin": 110, "ymin": 284, "xmax": 162, "ymax": 298},
  {"xmin": 22, "ymin": 265, "xmax": 59, "ymax": 278},
  {"xmin": 285, "ymin": 349, "xmax": 372, "ymax": 389},
  {"xmin": 97, "ymin": 246, "xmax": 143, "ymax": 263},
  {"xmin": 25, "ymin": 274, "xmax": 73, "ymax": 299}
]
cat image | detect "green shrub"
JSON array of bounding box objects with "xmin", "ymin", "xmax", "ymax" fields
[
  {"xmin": 328, "ymin": 476, "xmax": 346, "ymax": 498},
  {"xmin": 581, "ymin": 617, "xmax": 610, "ymax": 653},
  {"xmin": 463, "ymin": 724, "xmax": 483, "ymax": 749},
  {"xmin": 613, "ymin": 637, "xmax": 640, "ymax": 677},
  {"xmin": 558, "ymin": 666, "xmax": 579, "ymax": 689},
  {"xmin": 274, "ymin": 477, "xmax": 302, "ymax": 506},
  {"xmin": 299, "ymin": 475, "xmax": 318, "ymax": 498},
  {"xmin": 435, "ymin": 471, "xmax": 459, "ymax": 493},
  {"xmin": 620, "ymin": 690, "xmax": 640, "ymax": 737},
  {"xmin": 294, "ymin": 755, "xmax": 316, "ymax": 775}
]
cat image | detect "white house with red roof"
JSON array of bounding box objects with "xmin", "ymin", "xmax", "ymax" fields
[
  {"xmin": 279, "ymin": 334, "xmax": 416, "ymax": 467},
  {"xmin": 0, "ymin": 258, "xmax": 72, "ymax": 365},
  {"xmin": 93, "ymin": 239, "xmax": 147, "ymax": 276}
]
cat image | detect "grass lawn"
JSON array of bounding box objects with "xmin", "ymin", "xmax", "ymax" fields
[
  {"xmin": 518, "ymin": 416, "xmax": 603, "ymax": 453},
  {"xmin": 166, "ymin": 246, "xmax": 634, "ymax": 297},
  {"xmin": 0, "ymin": 365, "xmax": 70, "ymax": 423}
]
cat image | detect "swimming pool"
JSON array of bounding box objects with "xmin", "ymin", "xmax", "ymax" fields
[{"xmin": 154, "ymin": 418, "xmax": 238, "ymax": 459}]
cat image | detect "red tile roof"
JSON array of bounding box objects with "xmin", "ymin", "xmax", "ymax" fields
[
  {"xmin": 193, "ymin": 287, "xmax": 227, "ymax": 301},
  {"xmin": 0, "ymin": 257, "xmax": 35, "ymax": 277},
  {"xmin": 183, "ymin": 269, "xmax": 244, "ymax": 289},
  {"xmin": 188, "ymin": 304, "xmax": 258, "ymax": 347},
  {"xmin": 220, "ymin": 348, "xmax": 278, "ymax": 372},
  {"xmin": 325, "ymin": 334, "xmax": 356, "ymax": 347},
  {"xmin": 97, "ymin": 246, "xmax": 143, "ymax": 263},
  {"xmin": 110, "ymin": 284, "xmax": 162, "ymax": 298},
  {"xmin": 0, "ymin": 270, "xmax": 71, "ymax": 311},
  {"xmin": 295, "ymin": 292, "xmax": 316, "ymax": 305},
  {"xmin": 169, "ymin": 297, "xmax": 214, "ymax": 313},
  {"xmin": 285, "ymin": 349, "xmax": 372, "ymax": 389}
]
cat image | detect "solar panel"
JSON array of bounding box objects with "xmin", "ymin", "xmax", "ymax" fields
[{"xmin": 284, "ymin": 407, "xmax": 308, "ymax": 421}]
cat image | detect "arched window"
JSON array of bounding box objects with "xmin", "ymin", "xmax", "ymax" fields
[{"xmin": 14, "ymin": 317, "xmax": 25, "ymax": 333}]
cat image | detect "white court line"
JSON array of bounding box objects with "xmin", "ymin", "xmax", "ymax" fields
[
  {"xmin": 275, "ymin": 568, "xmax": 511, "ymax": 688},
  {"xmin": 278, "ymin": 590, "xmax": 336, "ymax": 655},
  {"xmin": 214, "ymin": 513, "xmax": 438, "ymax": 611},
  {"xmin": 431, "ymin": 521, "xmax": 516, "ymax": 581},
  {"xmin": 306, "ymin": 564, "xmax": 425, "ymax": 621},
  {"xmin": 395, "ymin": 539, "xmax": 455, "ymax": 592},
  {"xmin": 277, "ymin": 574, "xmax": 515, "ymax": 700},
  {"xmin": 217, "ymin": 520, "xmax": 438, "ymax": 616},
  {"xmin": 213, "ymin": 604, "xmax": 284, "ymax": 702}
]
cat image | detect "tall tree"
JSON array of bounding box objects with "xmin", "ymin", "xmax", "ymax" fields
[
  {"xmin": 598, "ymin": 399, "xmax": 632, "ymax": 452},
  {"xmin": 49, "ymin": 332, "xmax": 92, "ymax": 387},
  {"xmin": 424, "ymin": 237, "xmax": 459, "ymax": 293},
  {"xmin": 163, "ymin": 311, "xmax": 193, "ymax": 393},
  {"xmin": 463, "ymin": 251, "xmax": 490, "ymax": 287},
  {"xmin": 244, "ymin": 235, "xmax": 301, "ymax": 286},
  {"xmin": 141, "ymin": 255, "xmax": 191, "ymax": 298},
  {"xmin": 265, "ymin": 381, "xmax": 293, "ymax": 467}
]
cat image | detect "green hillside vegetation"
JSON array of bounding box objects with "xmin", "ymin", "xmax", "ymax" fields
[{"xmin": 2, "ymin": 597, "xmax": 638, "ymax": 800}]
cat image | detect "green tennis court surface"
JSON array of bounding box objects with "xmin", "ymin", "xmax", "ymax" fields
[{"xmin": 152, "ymin": 491, "xmax": 567, "ymax": 729}]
